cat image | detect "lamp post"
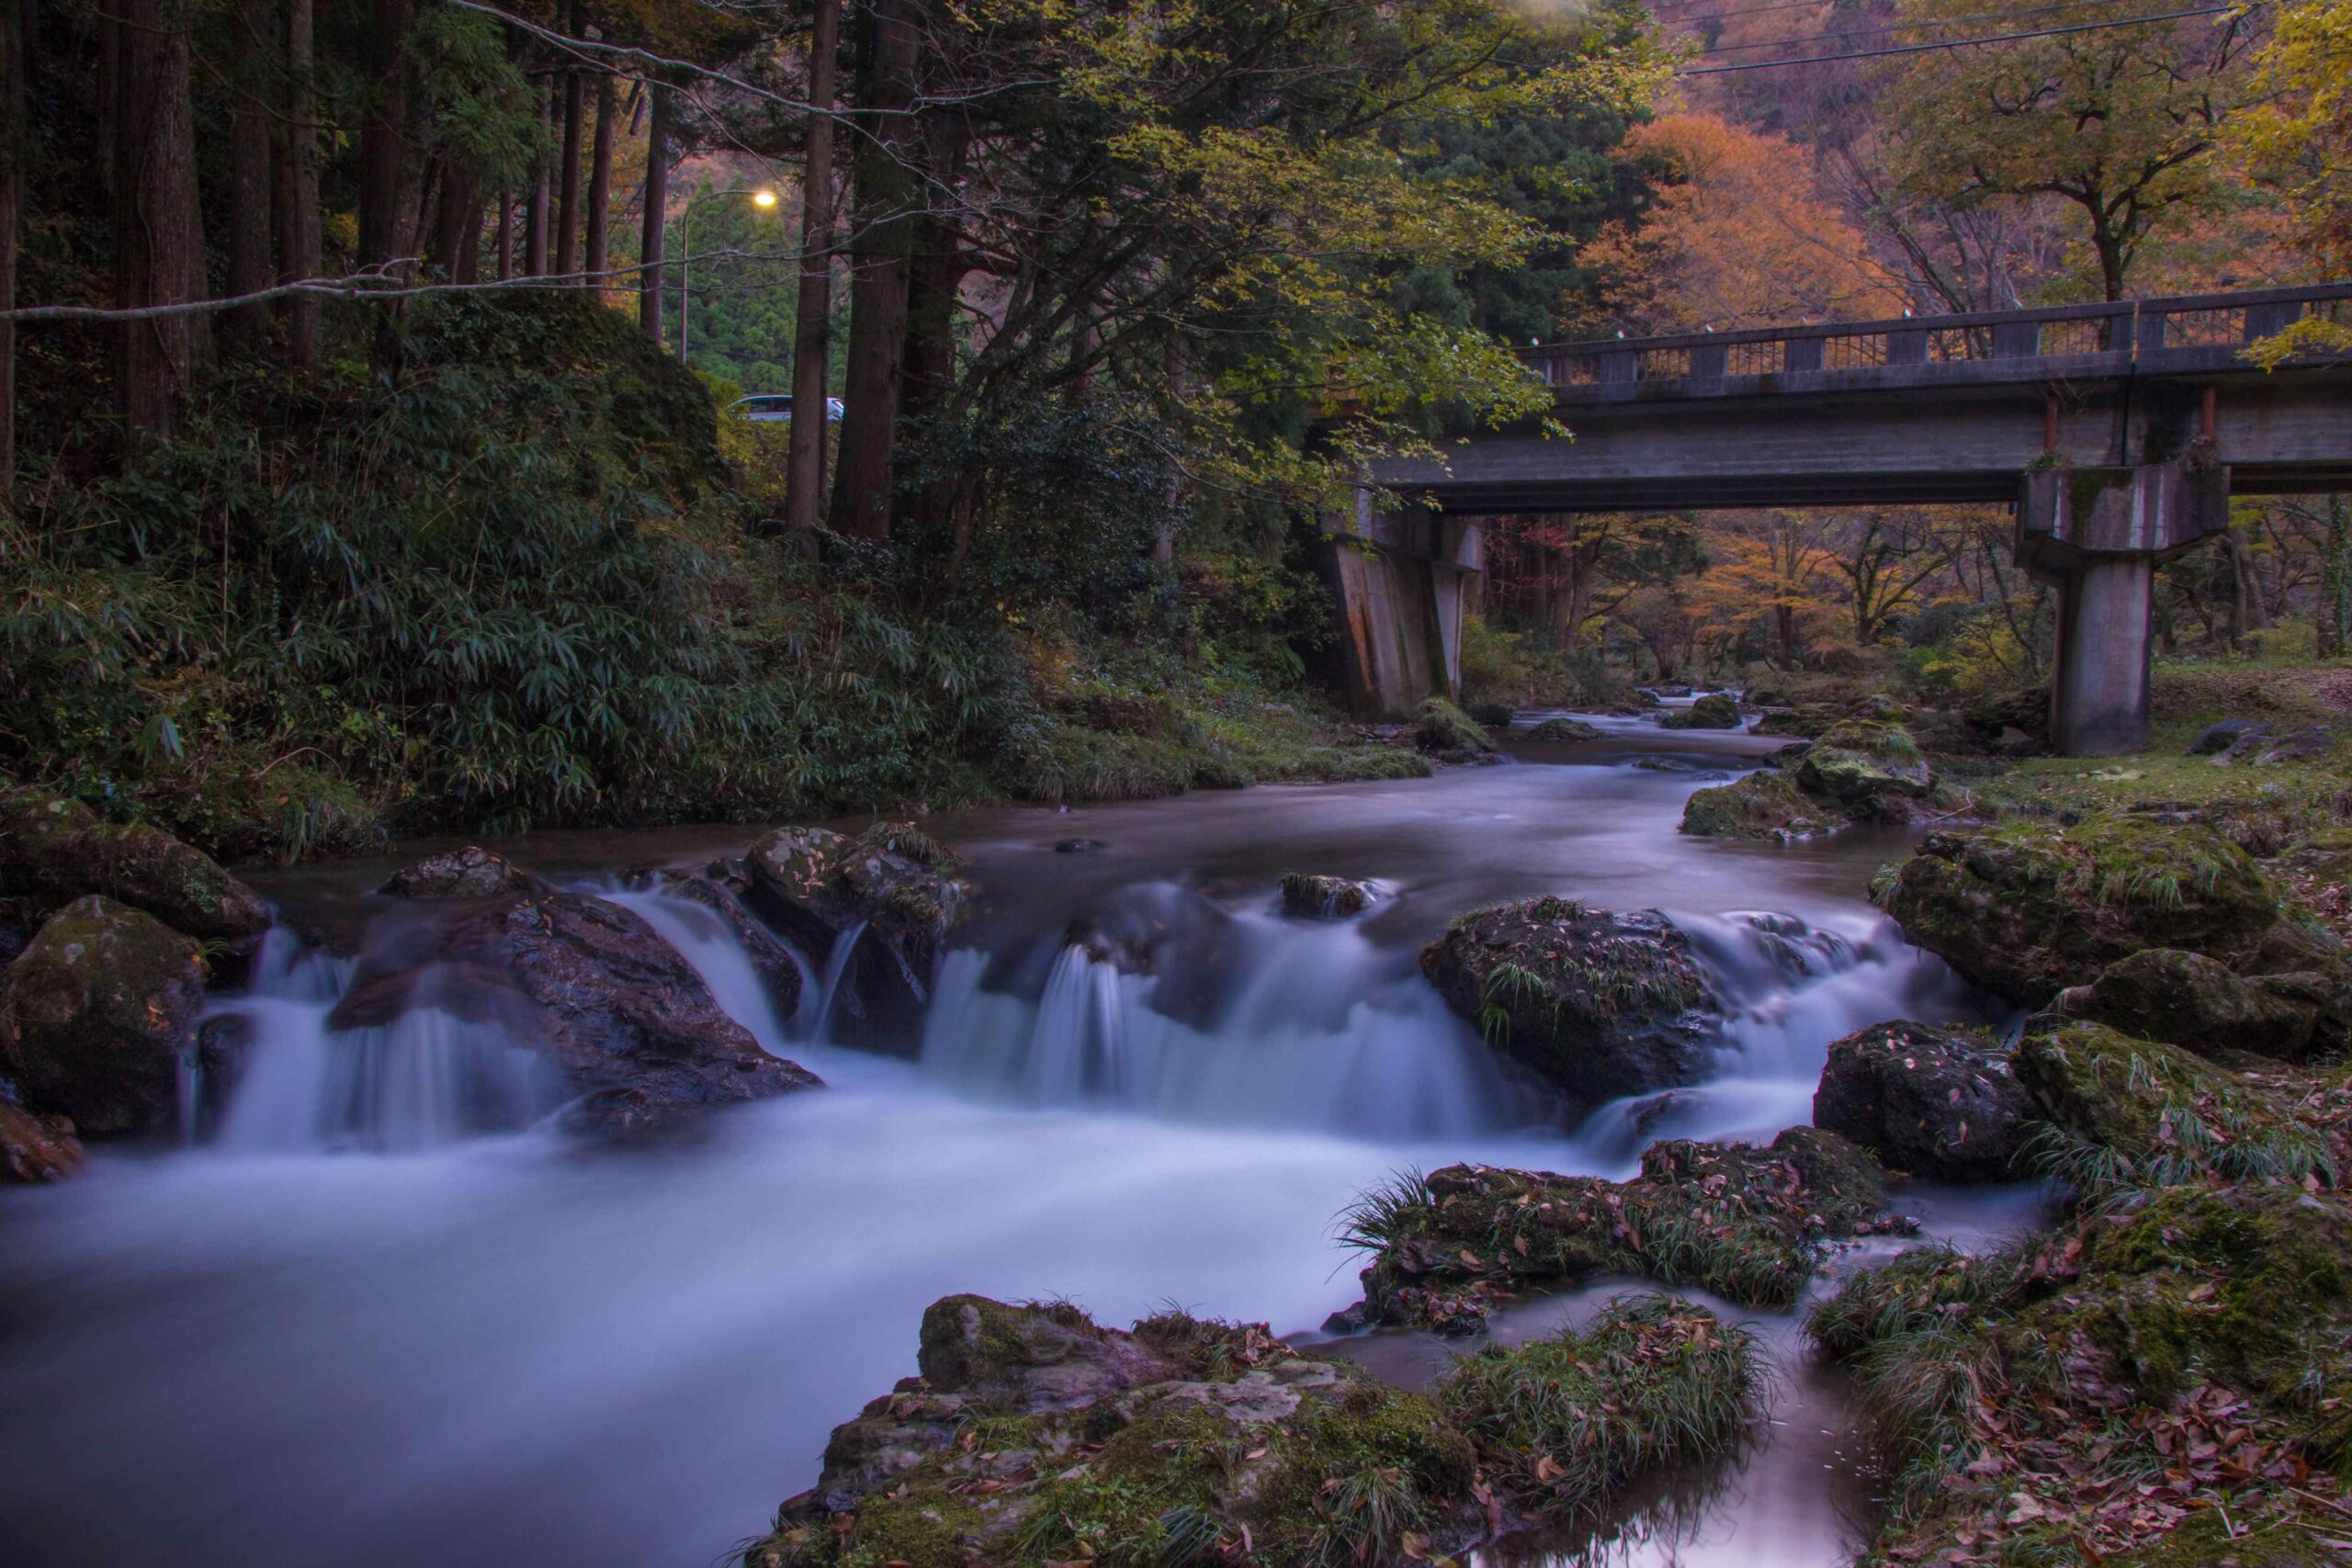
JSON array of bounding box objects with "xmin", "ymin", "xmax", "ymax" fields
[{"xmin": 677, "ymin": 185, "xmax": 778, "ymax": 367}]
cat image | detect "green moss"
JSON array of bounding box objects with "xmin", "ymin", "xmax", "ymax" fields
[
  {"xmin": 1523, "ymin": 716, "xmax": 1602, "ymax": 743},
  {"xmin": 1440, "ymin": 1294, "xmax": 1763, "ymax": 1511},
  {"xmin": 1679, "ymin": 769, "xmax": 1849, "ymax": 840},
  {"xmin": 1413, "ymin": 696, "xmax": 1493, "ymax": 755}
]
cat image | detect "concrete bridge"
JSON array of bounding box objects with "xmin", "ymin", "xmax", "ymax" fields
[{"xmin": 1323, "ymin": 283, "xmax": 2352, "ymax": 753}]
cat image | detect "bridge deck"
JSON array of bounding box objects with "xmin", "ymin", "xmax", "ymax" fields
[{"xmin": 1363, "ymin": 284, "xmax": 2352, "ymax": 514}]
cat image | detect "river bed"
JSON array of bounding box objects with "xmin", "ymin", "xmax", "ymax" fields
[{"xmin": 0, "ymin": 717, "xmax": 2036, "ymax": 1566}]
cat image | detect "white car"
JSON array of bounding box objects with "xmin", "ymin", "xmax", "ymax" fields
[{"xmin": 730, "ymin": 394, "xmax": 845, "ymax": 423}]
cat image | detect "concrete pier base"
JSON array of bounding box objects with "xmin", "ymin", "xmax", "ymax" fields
[
  {"xmin": 2049, "ymin": 556, "xmax": 2154, "ymax": 756},
  {"xmin": 2017, "ymin": 452, "xmax": 2227, "ymax": 756},
  {"xmin": 1316, "ymin": 498, "xmax": 1485, "ymax": 717}
]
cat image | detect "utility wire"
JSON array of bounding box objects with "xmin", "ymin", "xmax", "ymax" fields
[
  {"xmin": 1674, "ymin": 3, "xmax": 2244, "ymax": 73},
  {"xmin": 1684, "ymin": 0, "xmax": 2172, "ymax": 55}
]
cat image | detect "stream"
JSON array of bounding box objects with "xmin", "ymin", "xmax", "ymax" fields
[{"xmin": 0, "ymin": 713, "xmax": 2039, "ymax": 1567}]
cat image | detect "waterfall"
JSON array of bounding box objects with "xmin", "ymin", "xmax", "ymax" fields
[
  {"xmin": 209, "ymin": 933, "xmax": 553, "ymax": 1153},
  {"xmin": 597, "ymin": 886, "xmax": 809, "ymax": 1054}
]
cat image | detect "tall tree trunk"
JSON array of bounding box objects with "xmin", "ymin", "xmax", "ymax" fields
[
  {"xmin": 554, "ymin": 24, "xmax": 582, "ymax": 279},
  {"xmin": 583, "ymin": 71, "xmax": 614, "ymax": 287},
  {"xmin": 783, "ymin": 0, "xmax": 841, "ymax": 534},
  {"xmin": 637, "ymin": 81, "xmax": 668, "ymax": 340},
  {"xmin": 495, "ymin": 185, "xmax": 513, "ymax": 279},
  {"xmin": 2321, "ymin": 495, "xmax": 2351, "ymax": 660},
  {"xmin": 0, "ymin": 0, "xmax": 21, "ymax": 502},
  {"xmin": 278, "ymin": 0, "xmax": 321, "ymax": 371},
  {"xmin": 430, "ymin": 158, "xmax": 479, "ymax": 282},
  {"xmin": 829, "ymin": 0, "xmax": 922, "ymax": 541},
  {"xmin": 526, "ymin": 76, "xmax": 551, "ymax": 275},
  {"xmin": 356, "ymin": 0, "xmax": 413, "ymax": 269},
  {"xmin": 112, "ymin": 0, "xmax": 202, "ymax": 444},
  {"xmin": 224, "ymin": 0, "xmax": 273, "ymax": 355}
]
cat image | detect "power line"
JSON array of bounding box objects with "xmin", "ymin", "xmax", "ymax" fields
[
  {"xmin": 1686, "ymin": 0, "xmax": 2164, "ymax": 55},
  {"xmin": 1649, "ymin": 0, "xmax": 1872, "ymax": 27},
  {"xmin": 1674, "ymin": 3, "xmax": 2245, "ymax": 74}
]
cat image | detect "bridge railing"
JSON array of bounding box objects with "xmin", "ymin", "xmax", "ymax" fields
[{"xmin": 1520, "ymin": 283, "xmax": 2352, "ymax": 390}]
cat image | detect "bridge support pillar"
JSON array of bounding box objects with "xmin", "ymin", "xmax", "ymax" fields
[
  {"xmin": 2018, "ymin": 453, "xmax": 2227, "ymax": 756},
  {"xmin": 1315, "ymin": 499, "xmax": 1485, "ymax": 718}
]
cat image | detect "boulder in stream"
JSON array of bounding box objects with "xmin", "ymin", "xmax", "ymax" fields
[
  {"xmin": 1279, "ymin": 872, "xmax": 1375, "ymax": 918},
  {"xmin": 1657, "ymin": 692, "xmax": 1741, "ymax": 730},
  {"xmin": 1813, "ymin": 1021, "xmax": 2034, "ymax": 1182},
  {"xmin": 1419, "ymin": 897, "xmax": 1718, "ymax": 1104},
  {"xmin": 728, "ymin": 824, "xmax": 969, "ymax": 1042},
  {"xmin": 1334, "ymin": 1127, "xmax": 1908, "ymax": 1335},
  {"xmin": 1522, "ymin": 716, "xmax": 1603, "ymax": 743},
  {"xmin": 1413, "ymin": 695, "xmax": 1494, "ymax": 759},
  {"xmin": 1679, "ymin": 769, "xmax": 1848, "ymax": 841},
  {"xmin": 329, "ymin": 882, "xmax": 820, "ymax": 1134},
  {"xmin": 745, "ymin": 1290, "xmax": 1762, "ymax": 1568},
  {"xmin": 0, "ymin": 790, "xmax": 271, "ymax": 943},
  {"xmin": 1875, "ymin": 816, "xmax": 2282, "ymax": 1005},
  {"xmin": 0, "ymin": 895, "xmax": 205, "ymax": 1134},
  {"xmin": 379, "ymin": 846, "xmax": 549, "ymax": 900}
]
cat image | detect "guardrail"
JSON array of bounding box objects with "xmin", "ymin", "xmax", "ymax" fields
[{"xmin": 1517, "ymin": 283, "xmax": 2352, "ymax": 390}]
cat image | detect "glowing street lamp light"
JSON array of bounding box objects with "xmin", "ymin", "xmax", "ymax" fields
[{"xmin": 678, "ymin": 186, "xmax": 780, "ymax": 367}]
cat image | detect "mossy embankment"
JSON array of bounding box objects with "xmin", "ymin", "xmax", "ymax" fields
[{"xmin": 0, "ymin": 291, "xmax": 1427, "ymax": 868}]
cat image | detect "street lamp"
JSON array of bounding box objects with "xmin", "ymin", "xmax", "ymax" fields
[{"xmin": 678, "ymin": 186, "xmax": 778, "ymax": 367}]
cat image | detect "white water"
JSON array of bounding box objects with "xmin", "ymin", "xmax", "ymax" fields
[{"xmin": 0, "ymin": 744, "xmax": 2018, "ymax": 1568}]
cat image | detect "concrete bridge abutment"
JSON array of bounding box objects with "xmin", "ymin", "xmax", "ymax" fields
[
  {"xmin": 2018, "ymin": 453, "xmax": 2229, "ymax": 756},
  {"xmin": 1315, "ymin": 497, "xmax": 1485, "ymax": 718}
]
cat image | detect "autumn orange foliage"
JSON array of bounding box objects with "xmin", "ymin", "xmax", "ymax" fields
[{"xmin": 1585, "ymin": 112, "xmax": 1905, "ymax": 333}]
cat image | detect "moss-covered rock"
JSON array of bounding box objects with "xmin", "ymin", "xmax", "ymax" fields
[
  {"xmin": 1813, "ymin": 1021, "xmax": 2034, "ymax": 1182},
  {"xmin": 1280, "ymin": 873, "xmax": 1375, "ymax": 919},
  {"xmin": 1522, "ymin": 716, "xmax": 1602, "ymax": 743},
  {"xmin": 0, "ymin": 895, "xmax": 204, "ymax": 1134},
  {"xmin": 1679, "ymin": 769, "xmax": 1848, "ymax": 841},
  {"xmin": 1413, "ymin": 696, "xmax": 1493, "ymax": 757},
  {"xmin": 0, "ymin": 790, "xmax": 271, "ymax": 942},
  {"xmin": 1876, "ymin": 817, "xmax": 2283, "ymax": 1004},
  {"xmin": 0, "ymin": 1096, "xmax": 84, "ymax": 1182},
  {"xmin": 1334, "ymin": 1128, "xmax": 1908, "ymax": 1333},
  {"xmin": 1795, "ymin": 720, "xmax": 1932, "ymax": 810},
  {"xmin": 2014, "ymin": 1022, "xmax": 2340, "ymax": 1190},
  {"xmin": 1418, "ymin": 897, "xmax": 1718, "ymax": 1105},
  {"xmin": 2055, "ymin": 947, "xmax": 2350, "ymax": 1062},
  {"xmin": 1657, "ymin": 692, "xmax": 1741, "ymax": 730},
  {"xmin": 1814, "ymin": 1181, "xmax": 2352, "ymax": 1566},
  {"xmin": 746, "ymin": 1292, "xmax": 1761, "ymax": 1568}
]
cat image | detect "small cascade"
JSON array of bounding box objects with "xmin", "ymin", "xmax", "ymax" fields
[
  {"xmin": 209, "ymin": 942, "xmax": 554, "ymax": 1153},
  {"xmin": 597, "ymin": 886, "xmax": 808, "ymax": 1055},
  {"xmin": 917, "ymin": 896, "xmax": 1548, "ymax": 1138},
  {"xmin": 808, "ymin": 919, "xmax": 869, "ymax": 1041}
]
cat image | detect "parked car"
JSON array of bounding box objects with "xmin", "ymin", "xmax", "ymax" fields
[{"xmin": 729, "ymin": 393, "xmax": 845, "ymax": 423}]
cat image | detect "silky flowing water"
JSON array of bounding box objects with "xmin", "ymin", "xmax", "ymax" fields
[{"xmin": 0, "ymin": 715, "xmax": 2037, "ymax": 1566}]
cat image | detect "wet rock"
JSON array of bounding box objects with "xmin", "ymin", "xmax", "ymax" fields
[
  {"xmin": 2190, "ymin": 717, "xmax": 2267, "ymax": 755},
  {"xmin": 655, "ymin": 870, "xmax": 806, "ymax": 1022},
  {"xmin": 733, "ymin": 825, "xmax": 970, "ymax": 1043},
  {"xmin": 1340, "ymin": 1128, "xmax": 1907, "ymax": 1334},
  {"xmin": 329, "ymin": 885, "xmax": 819, "ymax": 1134},
  {"xmin": 1749, "ymin": 703, "xmax": 1839, "ymax": 739},
  {"xmin": 2054, "ymin": 947, "xmax": 2349, "ymax": 1062},
  {"xmin": 1279, "ymin": 872, "xmax": 1374, "ymax": 919},
  {"xmin": 1876, "ymin": 817, "xmax": 2281, "ymax": 1005},
  {"xmin": 0, "ymin": 1097, "xmax": 84, "ymax": 1182},
  {"xmin": 379, "ymin": 846, "xmax": 549, "ymax": 900},
  {"xmin": 1795, "ymin": 721, "xmax": 1934, "ymax": 812},
  {"xmin": 1052, "ymin": 837, "xmax": 1106, "ymax": 853},
  {"xmin": 0, "ymin": 896, "xmax": 205, "ymax": 1134},
  {"xmin": 1469, "ymin": 701, "xmax": 1517, "ymax": 728},
  {"xmin": 1414, "ymin": 695, "xmax": 1494, "ymax": 757},
  {"xmin": 1814, "ymin": 1021, "xmax": 2034, "ymax": 1182},
  {"xmin": 2213, "ymin": 724, "xmax": 2336, "ymax": 765},
  {"xmin": 1523, "ymin": 716, "xmax": 1602, "ymax": 742},
  {"xmin": 1419, "ymin": 897, "xmax": 1719, "ymax": 1105},
  {"xmin": 1658, "ymin": 692, "xmax": 1740, "ymax": 730},
  {"xmin": 0, "ymin": 790, "xmax": 271, "ymax": 942},
  {"xmin": 1680, "ymin": 770, "xmax": 1847, "ymax": 841}
]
